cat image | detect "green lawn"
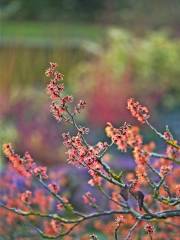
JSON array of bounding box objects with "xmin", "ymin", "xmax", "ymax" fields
[
  {"xmin": 0, "ymin": 21, "xmax": 107, "ymax": 88},
  {"xmin": 1, "ymin": 21, "xmax": 106, "ymax": 46}
]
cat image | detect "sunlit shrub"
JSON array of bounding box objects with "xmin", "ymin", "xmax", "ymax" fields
[{"xmin": 71, "ymin": 30, "xmax": 180, "ymax": 125}]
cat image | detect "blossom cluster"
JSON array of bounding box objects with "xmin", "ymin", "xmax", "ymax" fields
[
  {"xmin": 127, "ymin": 98, "xmax": 150, "ymax": 123},
  {"xmin": 62, "ymin": 131, "xmax": 108, "ymax": 186},
  {"xmin": 3, "ymin": 143, "xmax": 48, "ymax": 179}
]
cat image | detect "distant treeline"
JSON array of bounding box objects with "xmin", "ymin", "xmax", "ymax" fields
[
  {"xmin": 0, "ymin": 0, "xmax": 126, "ymax": 23},
  {"xmin": 1, "ymin": 0, "xmax": 180, "ymax": 30}
]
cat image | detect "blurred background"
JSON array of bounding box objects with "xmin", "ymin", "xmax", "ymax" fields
[{"xmin": 1, "ymin": 0, "xmax": 180, "ymax": 167}]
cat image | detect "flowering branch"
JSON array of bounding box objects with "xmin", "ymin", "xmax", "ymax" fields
[{"xmin": 1, "ymin": 63, "xmax": 180, "ymax": 239}]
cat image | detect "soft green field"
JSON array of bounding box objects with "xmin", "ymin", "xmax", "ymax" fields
[
  {"xmin": 1, "ymin": 21, "xmax": 106, "ymax": 45},
  {"xmin": 0, "ymin": 21, "xmax": 107, "ymax": 90}
]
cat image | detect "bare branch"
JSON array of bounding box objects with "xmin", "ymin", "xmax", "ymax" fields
[{"xmin": 125, "ymin": 220, "xmax": 140, "ymax": 240}]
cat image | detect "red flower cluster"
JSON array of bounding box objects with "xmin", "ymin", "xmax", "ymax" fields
[
  {"xmin": 127, "ymin": 98, "xmax": 150, "ymax": 123},
  {"xmin": 3, "ymin": 143, "xmax": 49, "ymax": 180},
  {"xmin": 46, "ymin": 62, "xmax": 86, "ymax": 122},
  {"xmin": 133, "ymin": 146, "xmax": 150, "ymax": 165},
  {"xmin": 88, "ymin": 168, "xmax": 102, "ymax": 186},
  {"xmin": 144, "ymin": 223, "xmax": 154, "ymax": 235},
  {"xmin": 105, "ymin": 122, "xmax": 131, "ymax": 152},
  {"xmin": 48, "ymin": 183, "xmax": 60, "ymax": 194},
  {"xmin": 74, "ymin": 100, "xmax": 86, "ymax": 114},
  {"xmin": 115, "ymin": 215, "xmax": 126, "ymax": 227},
  {"xmin": 105, "ymin": 122, "xmax": 155, "ymax": 187},
  {"xmin": 160, "ymin": 165, "xmax": 172, "ymax": 177},
  {"xmin": 82, "ymin": 192, "xmax": 96, "ymax": 206},
  {"xmin": 135, "ymin": 165, "xmax": 148, "ymax": 184},
  {"xmin": 106, "ymin": 123, "xmax": 144, "ymax": 152},
  {"xmin": 50, "ymin": 102, "xmax": 65, "ymax": 122},
  {"xmin": 46, "ymin": 62, "xmax": 71, "ymax": 121},
  {"xmin": 34, "ymin": 166, "xmax": 48, "ymax": 179},
  {"xmin": 45, "ymin": 62, "xmax": 63, "ymax": 79},
  {"xmin": 175, "ymin": 185, "xmax": 180, "ymax": 197},
  {"xmin": 44, "ymin": 220, "xmax": 61, "ymax": 236},
  {"xmin": 3, "ymin": 144, "xmax": 31, "ymax": 177},
  {"xmin": 166, "ymin": 143, "xmax": 179, "ymax": 159},
  {"xmin": 62, "ymin": 132, "xmax": 107, "ymax": 186},
  {"xmin": 20, "ymin": 190, "xmax": 32, "ymax": 205}
]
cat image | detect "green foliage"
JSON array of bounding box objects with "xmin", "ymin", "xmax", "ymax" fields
[
  {"xmin": 134, "ymin": 32, "xmax": 180, "ymax": 109},
  {"xmin": 1, "ymin": 0, "xmax": 105, "ymax": 22},
  {"xmin": 0, "ymin": 120, "xmax": 18, "ymax": 168},
  {"xmin": 1, "ymin": 0, "xmax": 180, "ymax": 32},
  {"xmin": 73, "ymin": 29, "xmax": 180, "ymax": 111},
  {"xmin": 1, "ymin": 21, "xmax": 105, "ymax": 43}
]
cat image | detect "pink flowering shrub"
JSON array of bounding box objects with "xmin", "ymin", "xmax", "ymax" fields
[{"xmin": 0, "ymin": 62, "xmax": 180, "ymax": 239}]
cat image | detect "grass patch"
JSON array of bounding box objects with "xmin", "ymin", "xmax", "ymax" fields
[{"xmin": 1, "ymin": 21, "xmax": 106, "ymax": 44}]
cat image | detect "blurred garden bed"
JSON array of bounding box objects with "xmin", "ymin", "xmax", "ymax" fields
[{"xmin": 1, "ymin": 22, "xmax": 180, "ymax": 168}]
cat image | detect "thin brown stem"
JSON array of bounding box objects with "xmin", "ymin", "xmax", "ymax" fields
[{"xmin": 124, "ymin": 220, "xmax": 140, "ymax": 240}]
